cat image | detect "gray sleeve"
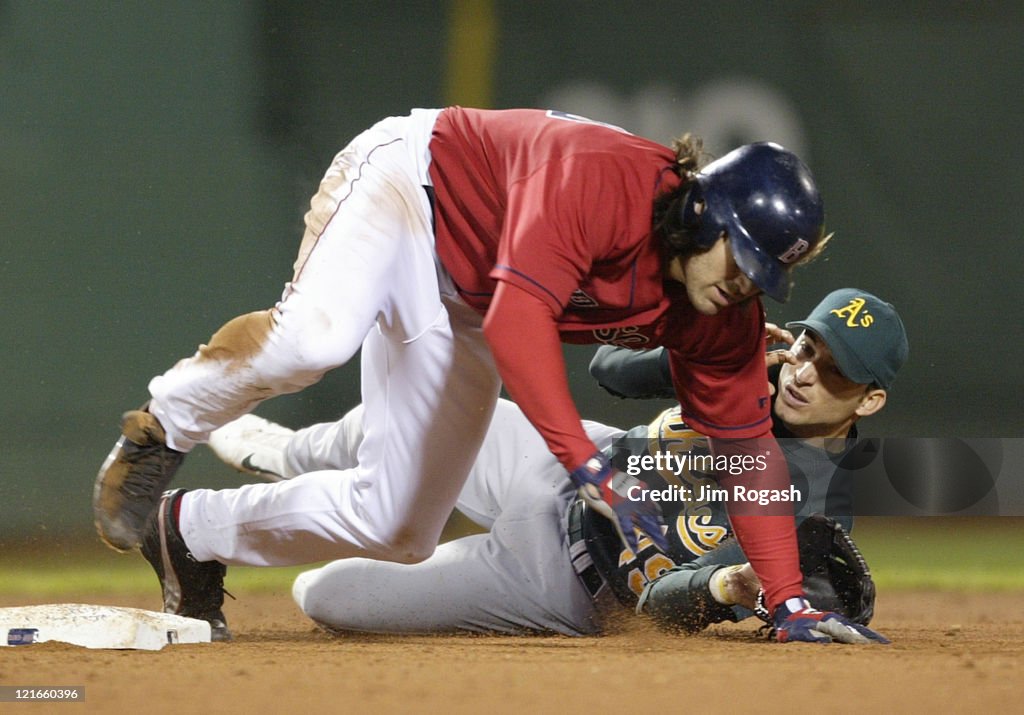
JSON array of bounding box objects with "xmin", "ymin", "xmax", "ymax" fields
[
  {"xmin": 636, "ymin": 539, "xmax": 756, "ymax": 631},
  {"xmin": 588, "ymin": 346, "xmax": 674, "ymax": 399},
  {"xmin": 636, "ymin": 563, "xmax": 739, "ymax": 632},
  {"xmin": 688, "ymin": 539, "xmax": 747, "ymax": 569},
  {"xmin": 646, "ymin": 515, "xmax": 859, "ymax": 631}
]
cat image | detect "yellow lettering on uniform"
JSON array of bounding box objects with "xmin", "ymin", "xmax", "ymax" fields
[
  {"xmin": 677, "ymin": 524, "xmax": 708, "ymax": 557},
  {"xmin": 674, "ymin": 509, "xmax": 728, "ymax": 558},
  {"xmin": 628, "ymin": 568, "xmax": 646, "ymax": 596},
  {"xmin": 689, "ymin": 515, "xmax": 728, "ymax": 549},
  {"xmin": 617, "ymin": 531, "xmax": 657, "ymax": 566},
  {"xmin": 628, "ymin": 554, "xmax": 677, "ymax": 597},
  {"xmin": 643, "ymin": 553, "xmax": 676, "ymax": 584}
]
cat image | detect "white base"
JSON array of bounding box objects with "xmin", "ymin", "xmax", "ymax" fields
[{"xmin": 0, "ymin": 604, "xmax": 212, "ymax": 650}]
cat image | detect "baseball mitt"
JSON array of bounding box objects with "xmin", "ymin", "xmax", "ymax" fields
[{"xmin": 757, "ymin": 514, "xmax": 876, "ymax": 625}]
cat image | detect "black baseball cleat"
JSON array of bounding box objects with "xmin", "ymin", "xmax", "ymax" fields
[
  {"xmin": 140, "ymin": 489, "xmax": 233, "ymax": 642},
  {"xmin": 93, "ymin": 409, "xmax": 186, "ymax": 552}
]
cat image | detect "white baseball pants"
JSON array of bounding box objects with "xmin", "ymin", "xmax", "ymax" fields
[
  {"xmin": 288, "ymin": 399, "xmax": 625, "ymax": 635},
  {"xmin": 148, "ymin": 109, "xmax": 505, "ymax": 566}
]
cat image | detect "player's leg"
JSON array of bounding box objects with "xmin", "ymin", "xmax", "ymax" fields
[
  {"xmin": 292, "ymin": 478, "xmax": 602, "ymax": 636},
  {"xmin": 281, "ymin": 398, "xmax": 625, "ymax": 530},
  {"xmin": 177, "ymin": 289, "xmax": 501, "ymax": 566},
  {"xmin": 284, "ymin": 406, "xmax": 365, "ymax": 474},
  {"xmin": 206, "ymin": 397, "xmax": 553, "ymax": 532},
  {"xmin": 287, "ymin": 404, "xmax": 619, "ymax": 636},
  {"xmin": 143, "ymin": 107, "xmax": 505, "ymax": 567},
  {"xmin": 206, "ymin": 404, "xmax": 365, "ymax": 481},
  {"xmin": 141, "ymin": 110, "xmax": 440, "ymax": 454},
  {"xmin": 451, "ymin": 398, "xmax": 563, "ymax": 528},
  {"xmin": 276, "ymin": 397, "xmax": 557, "ymax": 531},
  {"xmin": 209, "ymin": 399, "xmax": 628, "ymax": 530},
  {"xmin": 454, "ymin": 400, "xmax": 627, "ymax": 527},
  {"xmin": 95, "ymin": 112, "xmax": 439, "ymax": 552}
]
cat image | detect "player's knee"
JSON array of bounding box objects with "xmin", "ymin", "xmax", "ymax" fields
[
  {"xmin": 201, "ymin": 310, "xmax": 275, "ymax": 363},
  {"xmin": 272, "ymin": 299, "xmax": 365, "ymax": 373},
  {"xmin": 368, "ymin": 523, "xmax": 438, "ymax": 564},
  {"xmin": 286, "ymin": 320, "xmax": 359, "ymax": 373},
  {"xmin": 292, "ymin": 568, "xmax": 343, "ymax": 629},
  {"xmin": 202, "ymin": 306, "xmax": 357, "ymax": 377},
  {"xmin": 376, "ymin": 538, "xmax": 436, "ymax": 565},
  {"xmin": 292, "ymin": 569, "xmax": 316, "ymax": 614}
]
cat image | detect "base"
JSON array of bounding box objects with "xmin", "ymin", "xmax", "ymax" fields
[{"xmin": 0, "ymin": 604, "xmax": 212, "ymax": 650}]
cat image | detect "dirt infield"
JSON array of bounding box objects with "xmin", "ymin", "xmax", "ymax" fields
[{"xmin": 2, "ymin": 590, "xmax": 1022, "ymax": 714}]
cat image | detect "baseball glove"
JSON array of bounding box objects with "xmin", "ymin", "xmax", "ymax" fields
[{"xmin": 756, "ymin": 514, "xmax": 876, "ymax": 625}]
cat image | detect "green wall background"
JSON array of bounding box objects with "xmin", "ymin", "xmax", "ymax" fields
[{"xmin": 1, "ymin": 2, "xmax": 1021, "ymax": 538}]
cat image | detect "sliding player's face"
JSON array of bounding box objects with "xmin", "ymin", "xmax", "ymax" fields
[{"xmin": 668, "ymin": 235, "xmax": 759, "ymax": 316}]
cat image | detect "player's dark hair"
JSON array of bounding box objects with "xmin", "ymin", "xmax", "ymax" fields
[{"xmin": 652, "ymin": 133, "xmax": 711, "ymax": 259}]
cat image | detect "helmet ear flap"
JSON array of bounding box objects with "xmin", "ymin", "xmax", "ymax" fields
[
  {"xmin": 658, "ymin": 179, "xmax": 718, "ymax": 257},
  {"xmin": 679, "ymin": 183, "xmax": 705, "ymax": 231},
  {"xmin": 678, "ymin": 181, "xmax": 722, "ymax": 251}
]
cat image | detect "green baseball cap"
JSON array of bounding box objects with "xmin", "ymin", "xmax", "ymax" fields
[{"xmin": 786, "ymin": 288, "xmax": 909, "ymax": 389}]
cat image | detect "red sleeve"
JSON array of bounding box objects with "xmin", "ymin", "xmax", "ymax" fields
[
  {"xmin": 483, "ymin": 280, "xmax": 596, "ymax": 471},
  {"xmin": 709, "ymin": 432, "xmax": 804, "ymax": 611}
]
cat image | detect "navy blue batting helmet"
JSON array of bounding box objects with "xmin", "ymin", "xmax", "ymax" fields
[{"xmin": 680, "ymin": 142, "xmax": 826, "ymax": 302}]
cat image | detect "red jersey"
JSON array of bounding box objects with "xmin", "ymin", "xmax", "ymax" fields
[
  {"xmin": 428, "ymin": 107, "xmax": 770, "ymax": 451},
  {"xmin": 429, "ymin": 107, "xmax": 674, "ymax": 324},
  {"xmin": 429, "ymin": 108, "xmax": 796, "ymax": 607}
]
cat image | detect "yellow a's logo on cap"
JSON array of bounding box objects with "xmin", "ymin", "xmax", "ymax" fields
[{"xmin": 830, "ymin": 298, "xmax": 874, "ymax": 328}]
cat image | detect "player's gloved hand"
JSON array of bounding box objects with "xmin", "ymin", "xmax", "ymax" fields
[
  {"xmin": 773, "ymin": 598, "xmax": 890, "ymax": 644},
  {"xmin": 569, "ymin": 452, "xmax": 667, "ymax": 553}
]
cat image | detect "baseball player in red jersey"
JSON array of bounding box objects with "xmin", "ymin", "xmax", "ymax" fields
[{"xmin": 94, "ymin": 107, "xmax": 842, "ymax": 643}]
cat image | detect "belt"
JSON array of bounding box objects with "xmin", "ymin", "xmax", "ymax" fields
[
  {"xmin": 567, "ymin": 498, "xmax": 605, "ymax": 599},
  {"xmin": 422, "ymin": 184, "xmax": 436, "ymax": 225}
]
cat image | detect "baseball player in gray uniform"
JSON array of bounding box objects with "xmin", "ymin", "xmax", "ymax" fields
[
  {"xmin": 95, "ymin": 107, "xmax": 848, "ymax": 645},
  {"xmin": 208, "ymin": 289, "xmax": 908, "ymax": 638}
]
